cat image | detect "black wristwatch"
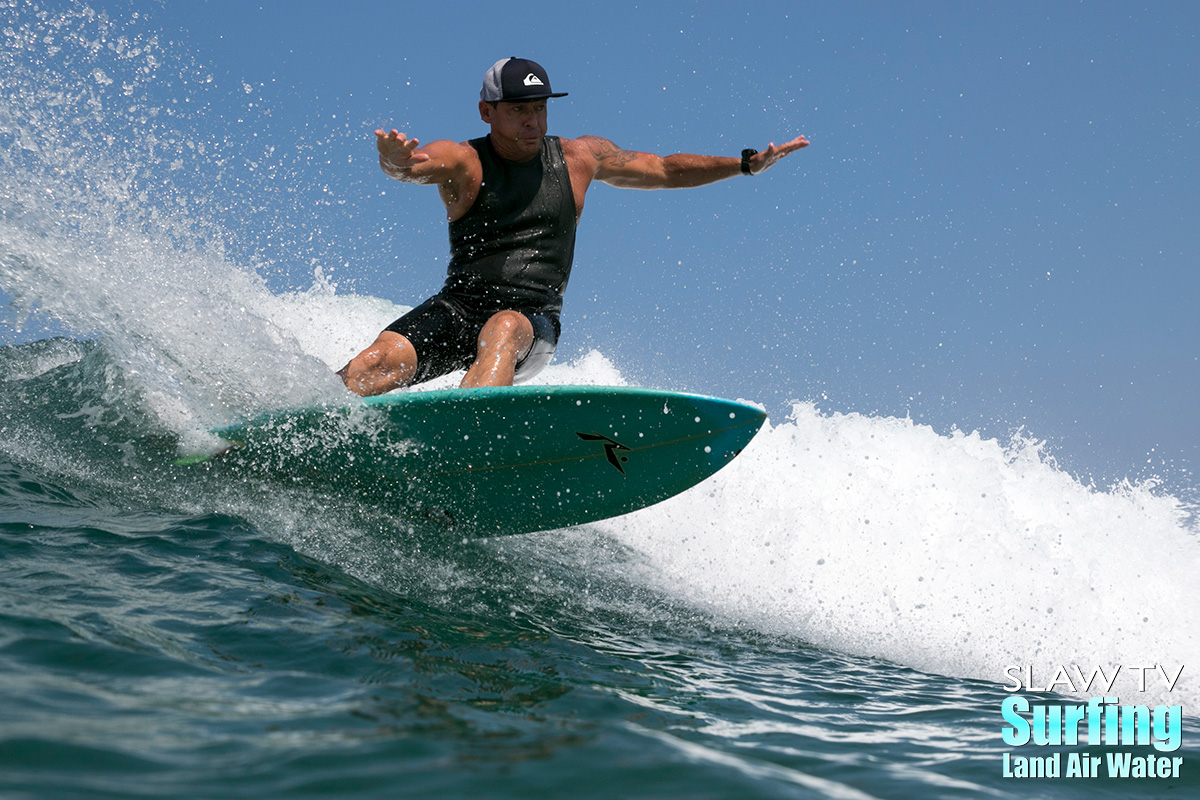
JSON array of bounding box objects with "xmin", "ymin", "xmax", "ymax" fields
[{"xmin": 741, "ymin": 148, "xmax": 758, "ymax": 176}]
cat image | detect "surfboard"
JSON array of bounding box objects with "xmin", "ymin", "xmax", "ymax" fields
[{"xmin": 197, "ymin": 385, "xmax": 766, "ymax": 537}]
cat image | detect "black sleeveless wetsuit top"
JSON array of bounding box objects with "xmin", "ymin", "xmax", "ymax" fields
[{"xmin": 442, "ymin": 135, "xmax": 577, "ymax": 316}]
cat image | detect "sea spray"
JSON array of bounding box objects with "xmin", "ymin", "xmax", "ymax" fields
[{"xmin": 0, "ymin": 2, "xmax": 345, "ymax": 447}]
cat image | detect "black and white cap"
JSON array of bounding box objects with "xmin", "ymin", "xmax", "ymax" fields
[{"xmin": 480, "ymin": 57, "xmax": 568, "ymax": 103}]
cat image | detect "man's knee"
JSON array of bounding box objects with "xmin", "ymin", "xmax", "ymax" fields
[
  {"xmin": 353, "ymin": 334, "xmax": 402, "ymax": 368},
  {"xmin": 479, "ymin": 311, "xmax": 534, "ymax": 348},
  {"xmin": 341, "ymin": 331, "xmax": 417, "ymax": 395}
]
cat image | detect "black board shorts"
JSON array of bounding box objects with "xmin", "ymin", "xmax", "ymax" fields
[{"xmin": 383, "ymin": 293, "xmax": 560, "ymax": 386}]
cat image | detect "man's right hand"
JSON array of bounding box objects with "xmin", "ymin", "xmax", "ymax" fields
[
  {"xmin": 375, "ymin": 129, "xmax": 431, "ymax": 171},
  {"xmin": 371, "ymin": 130, "xmax": 481, "ymax": 218}
]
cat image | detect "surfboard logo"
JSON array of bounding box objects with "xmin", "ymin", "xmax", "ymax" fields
[{"xmin": 576, "ymin": 432, "xmax": 631, "ymax": 475}]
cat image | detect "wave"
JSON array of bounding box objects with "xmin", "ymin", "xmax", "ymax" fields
[
  {"xmin": 4, "ymin": 330, "xmax": 1197, "ymax": 709},
  {"xmin": 3, "ymin": 1, "xmax": 1196, "ymax": 711}
]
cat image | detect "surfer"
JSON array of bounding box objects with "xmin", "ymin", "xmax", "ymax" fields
[{"xmin": 339, "ymin": 57, "xmax": 809, "ymax": 395}]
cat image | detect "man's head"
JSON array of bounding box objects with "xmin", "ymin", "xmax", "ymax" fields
[
  {"xmin": 479, "ymin": 57, "xmax": 567, "ymax": 104},
  {"xmin": 479, "ymin": 58, "xmax": 566, "ymax": 161}
]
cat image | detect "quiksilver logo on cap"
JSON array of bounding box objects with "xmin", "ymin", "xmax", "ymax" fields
[{"xmin": 523, "ymin": 73, "xmax": 544, "ymax": 87}]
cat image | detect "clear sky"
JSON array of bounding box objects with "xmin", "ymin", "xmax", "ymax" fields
[{"xmin": 7, "ymin": 0, "xmax": 1199, "ymax": 496}]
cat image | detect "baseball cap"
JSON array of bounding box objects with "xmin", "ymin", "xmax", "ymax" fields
[{"xmin": 480, "ymin": 57, "xmax": 568, "ymax": 103}]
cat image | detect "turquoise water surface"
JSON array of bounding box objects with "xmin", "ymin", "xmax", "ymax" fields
[{"xmin": 2, "ymin": 339, "xmax": 1197, "ymax": 800}]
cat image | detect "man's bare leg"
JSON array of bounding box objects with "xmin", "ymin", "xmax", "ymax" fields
[
  {"xmin": 461, "ymin": 311, "xmax": 534, "ymax": 388},
  {"xmin": 338, "ymin": 331, "xmax": 418, "ymax": 396}
]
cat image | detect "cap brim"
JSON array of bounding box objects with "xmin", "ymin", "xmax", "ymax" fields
[{"xmin": 509, "ymin": 91, "xmax": 568, "ymax": 100}]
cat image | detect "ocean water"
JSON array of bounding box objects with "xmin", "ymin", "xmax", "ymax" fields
[{"xmin": 3, "ymin": 5, "xmax": 1199, "ymax": 799}]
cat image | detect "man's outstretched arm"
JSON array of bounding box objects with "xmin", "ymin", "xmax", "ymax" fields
[{"xmin": 575, "ymin": 134, "xmax": 809, "ymax": 190}]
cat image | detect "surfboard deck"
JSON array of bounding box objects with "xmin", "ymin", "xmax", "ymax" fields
[{"xmin": 196, "ymin": 385, "xmax": 766, "ymax": 536}]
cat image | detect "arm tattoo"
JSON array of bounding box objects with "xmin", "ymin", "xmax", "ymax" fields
[{"xmin": 582, "ymin": 136, "xmax": 640, "ymax": 168}]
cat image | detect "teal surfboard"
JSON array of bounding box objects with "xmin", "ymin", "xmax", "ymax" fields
[{"xmin": 200, "ymin": 385, "xmax": 766, "ymax": 536}]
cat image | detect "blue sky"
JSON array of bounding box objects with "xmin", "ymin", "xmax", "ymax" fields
[{"xmin": 8, "ymin": 0, "xmax": 1199, "ymax": 494}]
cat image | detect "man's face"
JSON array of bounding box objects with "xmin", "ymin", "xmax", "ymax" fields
[{"xmin": 480, "ymin": 99, "xmax": 549, "ymax": 160}]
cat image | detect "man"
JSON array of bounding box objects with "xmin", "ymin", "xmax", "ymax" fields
[{"xmin": 339, "ymin": 57, "xmax": 808, "ymax": 396}]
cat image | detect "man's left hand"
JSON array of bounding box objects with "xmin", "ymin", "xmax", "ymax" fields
[{"xmin": 747, "ymin": 135, "xmax": 810, "ymax": 175}]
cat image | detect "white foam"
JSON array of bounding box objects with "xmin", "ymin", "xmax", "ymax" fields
[{"xmin": 599, "ymin": 402, "xmax": 1200, "ymax": 706}]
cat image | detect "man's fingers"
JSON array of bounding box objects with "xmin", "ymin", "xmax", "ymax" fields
[
  {"xmin": 373, "ymin": 127, "xmax": 432, "ymax": 171},
  {"xmin": 375, "ymin": 129, "xmax": 414, "ymax": 144},
  {"xmin": 767, "ymin": 135, "xmax": 810, "ymax": 162},
  {"xmin": 786, "ymin": 135, "xmax": 810, "ymax": 151}
]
